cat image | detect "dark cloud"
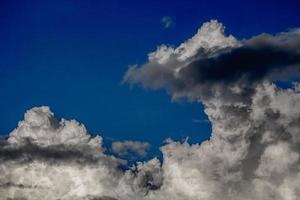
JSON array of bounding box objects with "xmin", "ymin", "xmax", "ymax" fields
[
  {"xmin": 0, "ymin": 139, "xmax": 103, "ymax": 164},
  {"xmin": 181, "ymin": 45, "xmax": 300, "ymax": 84}
]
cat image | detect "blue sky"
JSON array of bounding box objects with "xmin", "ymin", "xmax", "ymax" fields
[{"xmin": 0, "ymin": 0, "xmax": 299, "ymax": 157}]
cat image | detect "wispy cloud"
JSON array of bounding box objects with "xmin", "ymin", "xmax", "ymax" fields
[
  {"xmin": 111, "ymin": 140, "xmax": 151, "ymax": 158},
  {"xmin": 160, "ymin": 16, "xmax": 175, "ymax": 29},
  {"xmin": 192, "ymin": 119, "xmax": 210, "ymax": 124}
]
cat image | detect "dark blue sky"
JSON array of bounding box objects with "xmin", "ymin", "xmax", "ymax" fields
[{"xmin": 0, "ymin": 0, "xmax": 299, "ymax": 156}]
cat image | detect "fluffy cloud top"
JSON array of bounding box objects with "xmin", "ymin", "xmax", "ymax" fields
[{"xmin": 2, "ymin": 20, "xmax": 300, "ymax": 200}]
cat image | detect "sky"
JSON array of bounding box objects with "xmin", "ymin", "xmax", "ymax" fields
[
  {"xmin": 1, "ymin": 0, "xmax": 300, "ymax": 157},
  {"xmin": 1, "ymin": 1, "xmax": 300, "ymax": 199}
]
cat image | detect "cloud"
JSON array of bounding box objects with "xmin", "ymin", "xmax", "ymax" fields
[
  {"xmin": 124, "ymin": 20, "xmax": 300, "ymax": 101},
  {"xmin": 2, "ymin": 20, "xmax": 300, "ymax": 200},
  {"xmin": 122, "ymin": 20, "xmax": 300, "ymax": 200},
  {"xmin": 0, "ymin": 106, "xmax": 162, "ymax": 200},
  {"xmin": 160, "ymin": 16, "xmax": 175, "ymax": 29},
  {"xmin": 112, "ymin": 140, "xmax": 151, "ymax": 158}
]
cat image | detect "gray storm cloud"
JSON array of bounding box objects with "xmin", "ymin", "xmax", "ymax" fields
[{"xmin": 1, "ymin": 20, "xmax": 300, "ymax": 200}]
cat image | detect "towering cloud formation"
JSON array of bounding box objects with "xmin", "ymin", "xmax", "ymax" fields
[
  {"xmin": 1, "ymin": 20, "xmax": 300, "ymax": 200},
  {"xmin": 124, "ymin": 20, "xmax": 300, "ymax": 200}
]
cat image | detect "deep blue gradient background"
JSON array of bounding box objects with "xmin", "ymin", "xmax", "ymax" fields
[{"xmin": 0, "ymin": 0, "xmax": 300, "ymax": 158}]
